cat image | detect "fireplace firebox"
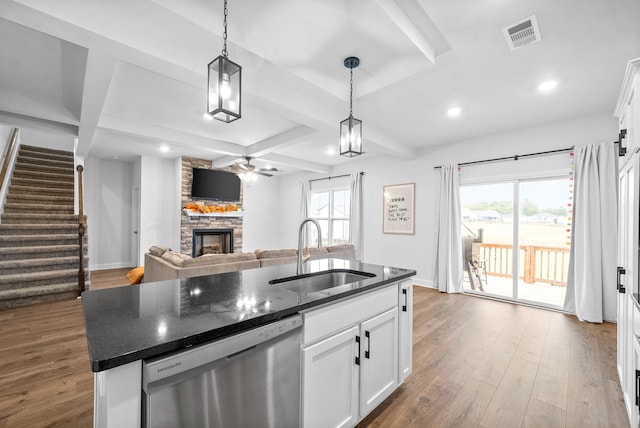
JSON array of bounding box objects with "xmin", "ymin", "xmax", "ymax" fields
[{"xmin": 192, "ymin": 229, "xmax": 234, "ymax": 257}]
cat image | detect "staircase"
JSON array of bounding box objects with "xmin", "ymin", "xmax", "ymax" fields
[{"xmin": 0, "ymin": 145, "xmax": 88, "ymax": 309}]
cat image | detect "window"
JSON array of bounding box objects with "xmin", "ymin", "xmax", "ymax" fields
[{"xmin": 309, "ymin": 188, "xmax": 350, "ymax": 246}]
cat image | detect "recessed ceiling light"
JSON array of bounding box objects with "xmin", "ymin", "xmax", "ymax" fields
[
  {"xmin": 537, "ymin": 80, "xmax": 557, "ymax": 92},
  {"xmin": 327, "ymin": 147, "xmax": 336, "ymax": 155},
  {"xmin": 202, "ymin": 112, "xmax": 213, "ymax": 120},
  {"xmin": 160, "ymin": 145, "xmax": 170, "ymax": 153},
  {"xmin": 447, "ymin": 107, "xmax": 462, "ymax": 118}
]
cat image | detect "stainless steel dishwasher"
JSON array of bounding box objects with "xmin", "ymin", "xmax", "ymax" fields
[{"xmin": 142, "ymin": 314, "xmax": 302, "ymax": 428}]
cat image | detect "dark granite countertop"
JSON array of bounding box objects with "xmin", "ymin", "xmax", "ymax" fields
[{"xmin": 82, "ymin": 259, "xmax": 416, "ymax": 372}]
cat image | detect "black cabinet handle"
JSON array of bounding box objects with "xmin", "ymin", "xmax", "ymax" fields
[
  {"xmin": 636, "ymin": 370, "xmax": 640, "ymax": 408},
  {"xmin": 355, "ymin": 335, "xmax": 360, "ymax": 366},
  {"xmin": 365, "ymin": 331, "xmax": 371, "ymax": 359},
  {"xmin": 618, "ymin": 266, "xmax": 626, "ymax": 293},
  {"xmin": 402, "ymin": 288, "xmax": 408, "ymax": 312}
]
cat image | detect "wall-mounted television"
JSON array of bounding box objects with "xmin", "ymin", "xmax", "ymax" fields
[{"xmin": 191, "ymin": 168, "xmax": 241, "ymax": 201}]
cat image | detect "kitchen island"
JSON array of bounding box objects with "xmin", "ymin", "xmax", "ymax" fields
[{"xmin": 82, "ymin": 258, "xmax": 416, "ymax": 427}]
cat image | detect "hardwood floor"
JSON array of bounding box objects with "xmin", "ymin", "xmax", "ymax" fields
[
  {"xmin": 0, "ymin": 272, "xmax": 628, "ymax": 427},
  {"xmin": 89, "ymin": 267, "xmax": 132, "ymax": 289},
  {"xmin": 358, "ymin": 288, "xmax": 627, "ymax": 428}
]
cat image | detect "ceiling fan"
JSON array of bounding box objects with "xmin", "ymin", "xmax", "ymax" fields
[{"xmin": 231, "ymin": 156, "xmax": 279, "ymax": 178}]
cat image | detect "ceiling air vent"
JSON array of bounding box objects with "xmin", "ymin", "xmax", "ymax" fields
[{"xmin": 502, "ymin": 15, "xmax": 541, "ymax": 50}]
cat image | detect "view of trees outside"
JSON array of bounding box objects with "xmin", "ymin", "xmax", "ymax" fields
[
  {"xmin": 461, "ymin": 179, "xmax": 571, "ymax": 248},
  {"xmin": 310, "ymin": 189, "xmax": 351, "ymax": 246}
]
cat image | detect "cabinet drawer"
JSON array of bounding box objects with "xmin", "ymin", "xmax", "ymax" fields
[{"xmin": 302, "ymin": 284, "xmax": 397, "ymax": 345}]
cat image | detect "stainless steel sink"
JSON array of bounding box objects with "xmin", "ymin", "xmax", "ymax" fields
[{"xmin": 269, "ymin": 269, "xmax": 376, "ymax": 294}]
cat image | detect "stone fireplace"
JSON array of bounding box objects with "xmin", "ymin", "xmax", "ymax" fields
[
  {"xmin": 180, "ymin": 156, "xmax": 244, "ymax": 255},
  {"xmin": 192, "ymin": 229, "xmax": 234, "ymax": 257}
]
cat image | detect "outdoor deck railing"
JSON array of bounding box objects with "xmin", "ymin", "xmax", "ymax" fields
[{"xmin": 478, "ymin": 243, "xmax": 570, "ymax": 286}]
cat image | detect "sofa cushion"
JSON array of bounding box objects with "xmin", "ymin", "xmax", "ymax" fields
[
  {"xmin": 181, "ymin": 252, "xmax": 257, "ymax": 267},
  {"xmin": 326, "ymin": 244, "xmax": 355, "ymax": 253},
  {"xmin": 149, "ymin": 245, "xmax": 170, "ymax": 257},
  {"xmin": 254, "ymin": 249, "xmax": 297, "ymax": 259},
  {"xmin": 161, "ymin": 250, "xmax": 191, "ymax": 267},
  {"xmin": 304, "ymin": 247, "xmax": 328, "ymax": 255}
]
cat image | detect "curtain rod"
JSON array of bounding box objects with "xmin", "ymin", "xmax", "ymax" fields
[
  {"xmin": 308, "ymin": 171, "xmax": 364, "ymax": 183},
  {"xmin": 433, "ymin": 146, "xmax": 574, "ymax": 169}
]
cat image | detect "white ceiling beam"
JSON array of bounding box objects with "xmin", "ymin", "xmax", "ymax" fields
[
  {"xmin": 76, "ymin": 51, "xmax": 117, "ymax": 157},
  {"xmin": 211, "ymin": 154, "xmax": 245, "ymax": 168},
  {"xmin": 99, "ymin": 114, "xmax": 246, "ymax": 157},
  {"xmin": 258, "ymin": 153, "xmax": 330, "ymax": 174},
  {"xmin": 374, "ymin": 0, "xmax": 436, "ymax": 64},
  {"xmin": 0, "ymin": 110, "xmax": 77, "ymax": 136},
  {"xmin": 247, "ymin": 125, "xmax": 317, "ymax": 158}
]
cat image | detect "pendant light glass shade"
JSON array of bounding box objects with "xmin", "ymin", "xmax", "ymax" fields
[
  {"xmin": 340, "ymin": 115, "xmax": 362, "ymax": 157},
  {"xmin": 207, "ymin": 55, "xmax": 241, "ymax": 122},
  {"xmin": 207, "ymin": 0, "xmax": 241, "ymax": 123},
  {"xmin": 340, "ymin": 56, "xmax": 362, "ymax": 156}
]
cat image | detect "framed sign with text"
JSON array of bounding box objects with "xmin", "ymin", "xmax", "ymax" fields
[{"xmin": 383, "ymin": 183, "xmax": 415, "ymax": 234}]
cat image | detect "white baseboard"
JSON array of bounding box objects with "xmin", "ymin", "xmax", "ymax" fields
[
  {"xmin": 90, "ymin": 262, "xmax": 135, "ymax": 271},
  {"xmin": 412, "ymin": 277, "xmax": 436, "ymax": 289}
]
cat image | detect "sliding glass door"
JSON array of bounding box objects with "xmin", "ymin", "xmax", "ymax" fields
[
  {"xmin": 461, "ymin": 182, "xmax": 514, "ymax": 299},
  {"xmin": 460, "ymin": 177, "xmax": 570, "ymax": 309}
]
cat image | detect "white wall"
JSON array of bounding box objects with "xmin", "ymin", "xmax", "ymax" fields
[
  {"xmin": 242, "ymin": 176, "xmax": 282, "ymax": 251},
  {"xmin": 85, "ymin": 157, "xmax": 134, "ymax": 270},
  {"xmin": 275, "ymin": 112, "xmax": 618, "ymax": 286},
  {"xmin": 0, "ymin": 124, "xmax": 12, "ymax": 156},
  {"xmin": 138, "ymin": 155, "xmax": 180, "ymax": 264},
  {"xmin": 20, "ymin": 128, "xmax": 74, "ymax": 152}
]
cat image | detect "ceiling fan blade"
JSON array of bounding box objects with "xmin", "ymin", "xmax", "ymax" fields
[
  {"xmin": 256, "ymin": 171, "xmax": 273, "ymax": 177},
  {"xmin": 259, "ymin": 167, "xmax": 279, "ymax": 172},
  {"xmin": 237, "ymin": 163, "xmax": 250, "ymax": 171}
]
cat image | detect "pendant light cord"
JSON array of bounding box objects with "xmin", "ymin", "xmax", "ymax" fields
[
  {"xmin": 222, "ymin": 0, "xmax": 228, "ymax": 57},
  {"xmin": 349, "ymin": 67, "xmax": 353, "ymax": 116}
]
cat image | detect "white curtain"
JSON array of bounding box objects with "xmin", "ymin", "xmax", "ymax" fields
[
  {"xmin": 350, "ymin": 172, "xmax": 364, "ymax": 260},
  {"xmin": 563, "ymin": 143, "xmax": 617, "ymax": 323},
  {"xmin": 300, "ymin": 180, "xmax": 310, "ymax": 243},
  {"xmin": 435, "ymin": 165, "xmax": 463, "ymax": 293}
]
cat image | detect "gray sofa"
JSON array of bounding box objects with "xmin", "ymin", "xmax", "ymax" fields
[
  {"xmin": 143, "ymin": 244, "xmax": 357, "ymax": 282},
  {"xmin": 143, "ymin": 246, "xmax": 260, "ymax": 282}
]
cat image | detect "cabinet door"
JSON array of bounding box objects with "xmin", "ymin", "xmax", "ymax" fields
[
  {"xmin": 633, "ymin": 335, "xmax": 640, "ymax": 428},
  {"xmin": 618, "ymin": 150, "xmax": 640, "ymax": 424},
  {"xmin": 302, "ymin": 326, "xmax": 359, "ymax": 428},
  {"xmin": 360, "ymin": 308, "xmax": 398, "ymax": 418},
  {"xmin": 618, "ymin": 162, "xmax": 630, "ymax": 385},
  {"xmin": 625, "ymin": 73, "xmax": 638, "ymax": 157},
  {"xmin": 398, "ymin": 280, "xmax": 413, "ymax": 383}
]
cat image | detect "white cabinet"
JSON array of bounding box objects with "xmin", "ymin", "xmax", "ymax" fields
[
  {"xmin": 302, "ymin": 326, "xmax": 360, "ymax": 428},
  {"xmin": 616, "ymin": 57, "xmax": 640, "ymax": 428},
  {"xmin": 94, "ymin": 361, "xmax": 142, "ymax": 428},
  {"xmin": 615, "ymin": 59, "xmax": 640, "ymax": 160},
  {"xmin": 360, "ymin": 308, "xmax": 398, "ymax": 416},
  {"xmin": 301, "ymin": 282, "xmax": 410, "ymax": 427},
  {"xmin": 398, "ymin": 280, "xmax": 413, "ymax": 382}
]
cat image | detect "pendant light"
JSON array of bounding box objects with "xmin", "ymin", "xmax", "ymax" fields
[
  {"xmin": 207, "ymin": 0, "xmax": 241, "ymax": 123},
  {"xmin": 340, "ymin": 56, "xmax": 362, "ymax": 157}
]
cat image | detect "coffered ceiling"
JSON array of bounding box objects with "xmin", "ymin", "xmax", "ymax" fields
[{"xmin": 0, "ymin": 0, "xmax": 639, "ymax": 174}]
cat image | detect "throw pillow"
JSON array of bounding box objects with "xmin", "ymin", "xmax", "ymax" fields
[{"xmin": 126, "ymin": 267, "xmax": 144, "ymax": 285}]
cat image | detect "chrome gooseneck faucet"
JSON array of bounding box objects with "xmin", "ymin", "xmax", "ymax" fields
[{"xmin": 297, "ymin": 218, "xmax": 322, "ymax": 275}]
